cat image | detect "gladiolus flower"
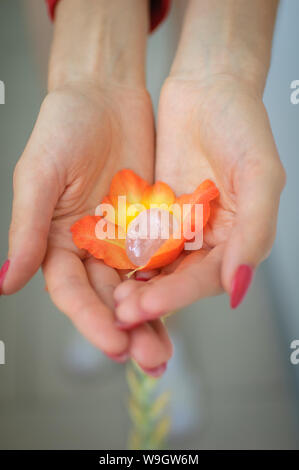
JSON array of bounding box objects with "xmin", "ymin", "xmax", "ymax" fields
[{"xmin": 71, "ymin": 169, "xmax": 219, "ymax": 272}]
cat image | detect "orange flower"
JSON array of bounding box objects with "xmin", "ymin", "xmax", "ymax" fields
[{"xmin": 71, "ymin": 169, "xmax": 219, "ymax": 271}]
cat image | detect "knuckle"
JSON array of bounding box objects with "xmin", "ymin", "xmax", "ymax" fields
[
  {"xmin": 254, "ymin": 225, "xmax": 275, "ymax": 260},
  {"xmin": 9, "ymin": 221, "xmax": 18, "ymax": 237},
  {"xmin": 257, "ymin": 229, "xmax": 274, "ymax": 253},
  {"xmin": 248, "ymin": 157, "xmax": 286, "ymax": 193},
  {"xmin": 268, "ymin": 159, "xmax": 287, "ymax": 191},
  {"xmin": 12, "ymin": 160, "xmax": 23, "ymax": 188},
  {"xmin": 277, "ymin": 163, "xmax": 287, "ymax": 191}
]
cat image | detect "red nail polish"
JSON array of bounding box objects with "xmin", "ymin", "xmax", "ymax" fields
[
  {"xmin": 141, "ymin": 362, "xmax": 167, "ymax": 378},
  {"xmin": 135, "ymin": 269, "xmax": 158, "ymax": 281},
  {"xmin": 135, "ymin": 272, "xmax": 151, "ymax": 281},
  {"xmin": 230, "ymin": 264, "xmax": 254, "ymax": 309},
  {"xmin": 115, "ymin": 319, "xmax": 141, "ymax": 331},
  {"xmin": 0, "ymin": 260, "xmax": 10, "ymax": 295},
  {"xmin": 135, "ymin": 273, "xmax": 149, "ymax": 282},
  {"xmin": 107, "ymin": 351, "xmax": 129, "ymax": 363}
]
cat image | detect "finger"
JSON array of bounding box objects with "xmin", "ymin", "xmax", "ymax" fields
[
  {"xmin": 114, "ymin": 270, "xmax": 160, "ymax": 306},
  {"xmin": 134, "ymin": 269, "xmax": 159, "ymax": 281},
  {"xmin": 114, "ymin": 279, "xmax": 141, "ymax": 306},
  {"xmin": 129, "ymin": 319, "xmax": 173, "ymax": 376},
  {"xmin": 115, "ymin": 246, "xmax": 224, "ymax": 325},
  {"xmin": 85, "ymin": 258, "xmax": 171, "ymax": 372},
  {"xmin": 114, "ymin": 279, "xmax": 150, "ymax": 328},
  {"xmin": 43, "ymin": 247, "xmax": 130, "ymax": 359},
  {"xmin": 114, "ymin": 277, "xmax": 173, "ymax": 372},
  {"xmin": 85, "ymin": 257, "xmax": 120, "ymax": 310},
  {"xmin": 222, "ymin": 155, "xmax": 286, "ymax": 308},
  {"xmin": 2, "ymin": 149, "xmax": 60, "ymax": 295}
]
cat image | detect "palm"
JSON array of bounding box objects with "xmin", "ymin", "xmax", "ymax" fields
[
  {"xmin": 154, "ymin": 77, "xmax": 276, "ymax": 275},
  {"xmin": 10, "ymin": 83, "xmax": 173, "ymax": 369},
  {"xmin": 158, "ymin": 78, "xmax": 264, "ymax": 243},
  {"xmin": 113, "ymin": 76, "xmax": 283, "ymax": 323},
  {"xmin": 39, "ymin": 84, "xmax": 154, "ymax": 254},
  {"xmin": 30, "ymin": 83, "xmax": 175, "ymax": 365}
]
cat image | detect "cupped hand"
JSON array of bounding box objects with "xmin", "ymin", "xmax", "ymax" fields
[
  {"xmin": 114, "ymin": 75, "xmax": 286, "ymax": 326},
  {"xmin": 2, "ymin": 81, "xmax": 172, "ymax": 373}
]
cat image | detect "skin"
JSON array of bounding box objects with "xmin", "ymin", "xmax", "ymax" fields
[
  {"xmin": 2, "ymin": 0, "xmax": 173, "ymax": 372},
  {"xmin": 114, "ymin": 75, "xmax": 285, "ymax": 324},
  {"xmin": 114, "ymin": 0, "xmax": 286, "ymax": 328},
  {"xmin": 2, "ymin": 0, "xmax": 286, "ymax": 374}
]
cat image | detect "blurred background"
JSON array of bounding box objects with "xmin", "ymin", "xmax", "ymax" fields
[{"xmin": 0, "ymin": 0, "xmax": 298, "ymax": 449}]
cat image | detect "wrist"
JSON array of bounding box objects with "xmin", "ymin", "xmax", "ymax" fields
[
  {"xmin": 170, "ymin": 47, "xmax": 269, "ymax": 96},
  {"xmin": 48, "ymin": 0, "xmax": 149, "ymax": 91},
  {"xmin": 169, "ymin": 0, "xmax": 278, "ymax": 94}
]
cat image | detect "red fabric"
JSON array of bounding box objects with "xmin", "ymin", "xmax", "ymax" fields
[
  {"xmin": 45, "ymin": 0, "xmax": 171, "ymax": 32},
  {"xmin": 150, "ymin": 0, "xmax": 171, "ymax": 32}
]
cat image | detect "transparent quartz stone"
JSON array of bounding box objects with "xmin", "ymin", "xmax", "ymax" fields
[{"xmin": 125, "ymin": 208, "xmax": 179, "ymax": 267}]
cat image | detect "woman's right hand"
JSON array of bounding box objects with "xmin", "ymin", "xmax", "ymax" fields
[
  {"xmin": 1, "ymin": 0, "xmax": 173, "ymax": 376},
  {"xmin": 3, "ymin": 82, "xmax": 172, "ymax": 374}
]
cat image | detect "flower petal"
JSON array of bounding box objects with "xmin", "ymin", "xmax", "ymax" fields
[
  {"xmin": 71, "ymin": 215, "xmax": 136, "ymax": 270},
  {"xmin": 176, "ymin": 179, "xmax": 219, "ymax": 230},
  {"xmin": 136, "ymin": 180, "xmax": 219, "ymax": 271},
  {"xmin": 142, "ymin": 181, "xmax": 176, "ymax": 209},
  {"xmin": 109, "ymin": 169, "xmax": 150, "ymax": 206},
  {"xmin": 139, "ymin": 237, "xmax": 185, "ymax": 271},
  {"xmin": 71, "ymin": 177, "xmax": 219, "ymax": 273}
]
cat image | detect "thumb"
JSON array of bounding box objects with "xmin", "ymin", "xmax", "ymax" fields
[
  {"xmin": 1, "ymin": 153, "xmax": 60, "ymax": 295},
  {"xmin": 222, "ymin": 156, "xmax": 286, "ymax": 309}
]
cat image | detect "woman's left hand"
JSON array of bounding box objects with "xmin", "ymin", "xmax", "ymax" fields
[{"xmin": 114, "ymin": 74, "xmax": 286, "ymax": 327}]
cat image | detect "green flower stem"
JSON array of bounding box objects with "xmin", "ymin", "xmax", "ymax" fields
[{"xmin": 126, "ymin": 360, "xmax": 171, "ymax": 450}]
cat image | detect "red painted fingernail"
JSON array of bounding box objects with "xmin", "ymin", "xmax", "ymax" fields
[
  {"xmin": 0, "ymin": 260, "xmax": 10, "ymax": 295},
  {"xmin": 141, "ymin": 362, "xmax": 167, "ymax": 378},
  {"xmin": 230, "ymin": 264, "xmax": 254, "ymax": 309},
  {"xmin": 135, "ymin": 273, "xmax": 149, "ymax": 282},
  {"xmin": 135, "ymin": 272, "xmax": 152, "ymax": 281},
  {"xmin": 115, "ymin": 319, "xmax": 141, "ymax": 331},
  {"xmin": 107, "ymin": 351, "xmax": 130, "ymax": 363},
  {"xmin": 135, "ymin": 269, "xmax": 158, "ymax": 281}
]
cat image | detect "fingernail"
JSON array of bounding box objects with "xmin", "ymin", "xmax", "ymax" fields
[
  {"xmin": 230, "ymin": 264, "xmax": 254, "ymax": 309},
  {"xmin": 135, "ymin": 273, "xmax": 149, "ymax": 282},
  {"xmin": 107, "ymin": 351, "xmax": 130, "ymax": 363},
  {"xmin": 135, "ymin": 269, "xmax": 158, "ymax": 281},
  {"xmin": 141, "ymin": 362, "xmax": 167, "ymax": 378},
  {"xmin": 0, "ymin": 259, "xmax": 10, "ymax": 295},
  {"xmin": 115, "ymin": 319, "xmax": 141, "ymax": 331}
]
